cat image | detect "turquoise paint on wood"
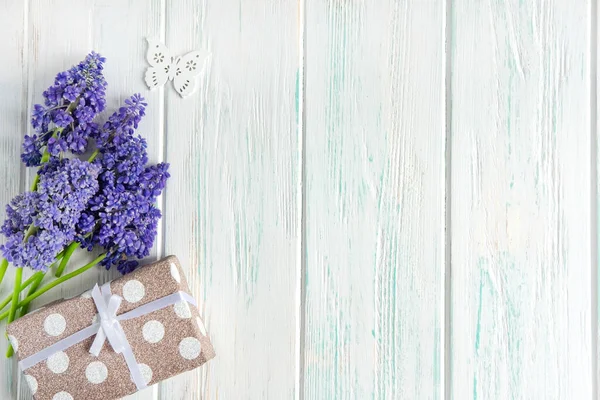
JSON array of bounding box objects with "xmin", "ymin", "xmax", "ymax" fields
[
  {"xmin": 163, "ymin": 0, "xmax": 300, "ymax": 398},
  {"xmin": 451, "ymin": 0, "xmax": 593, "ymax": 398},
  {"xmin": 304, "ymin": 1, "xmax": 446, "ymax": 399}
]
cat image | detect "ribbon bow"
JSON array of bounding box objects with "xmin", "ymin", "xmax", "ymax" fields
[
  {"xmin": 90, "ymin": 284, "xmax": 126, "ymax": 356},
  {"xmin": 89, "ymin": 283, "xmax": 147, "ymax": 389}
]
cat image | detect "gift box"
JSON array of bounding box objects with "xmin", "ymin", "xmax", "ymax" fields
[{"xmin": 6, "ymin": 255, "xmax": 215, "ymax": 400}]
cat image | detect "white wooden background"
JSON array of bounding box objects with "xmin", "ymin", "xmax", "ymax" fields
[{"xmin": 0, "ymin": 0, "xmax": 598, "ymax": 399}]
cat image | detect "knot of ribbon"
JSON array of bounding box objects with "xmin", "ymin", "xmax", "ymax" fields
[
  {"xmin": 90, "ymin": 284, "xmax": 126, "ymax": 356},
  {"xmin": 89, "ymin": 283, "xmax": 147, "ymax": 389}
]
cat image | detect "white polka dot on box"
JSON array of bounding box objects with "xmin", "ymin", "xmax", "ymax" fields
[{"xmin": 6, "ymin": 256, "xmax": 215, "ymax": 400}]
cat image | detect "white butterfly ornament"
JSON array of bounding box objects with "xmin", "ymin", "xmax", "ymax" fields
[{"xmin": 144, "ymin": 38, "xmax": 209, "ymax": 98}]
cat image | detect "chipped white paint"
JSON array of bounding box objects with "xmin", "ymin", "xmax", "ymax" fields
[
  {"xmin": 451, "ymin": 1, "xmax": 593, "ymax": 399},
  {"xmin": 161, "ymin": 1, "xmax": 298, "ymax": 398},
  {"xmin": 303, "ymin": 1, "xmax": 445, "ymax": 399},
  {"xmin": 0, "ymin": 0, "xmax": 597, "ymax": 399}
]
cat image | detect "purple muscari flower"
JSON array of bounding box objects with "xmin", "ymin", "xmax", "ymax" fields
[
  {"xmin": 21, "ymin": 134, "xmax": 43, "ymax": 166},
  {"xmin": 42, "ymin": 86, "xmax": 63, "ymax": 107},
  {"xmin": 52, "ymin": 138, "xmax": 69, "ymax": 156},
  {"xmin": 63, "ymin": 84, "xmax": 81, "ymax": 102},
  {"xmin": 22, "ymin": 52, "xmax": 108, "ymax": 166},
  {"xmin": 47, "ymin": 137, "xmax": 68, "ymax": 156},
  {"xmin": 0, "ymin": 159, "xmax": 100, "ymax": 271},
  {"xmin": 74, "ymin": 105, "xmax": 95, "ymax": 124},
  {"xmin": 77, "ymin": 213, "xmax": 95, "ymax": 237},
  {"xmin": 65, "ymin": 124, "xmax": 96, "ymax": 154},
  {"xmin": 94, "ymin": 94, "xmax": 147, "ymax": 148},
  {"xmin": 86, "ymin": 149, "xmax": 167, "ymax": 274},
  {"xmin": 139, "ymin": 163, "xmax": 171, "ymax": 198},
  {"xmin": 117, "ymin": 260, "xmax": 139, "ymax": 275},
  {"xmin": 1, "ymin": 228, "xmax": 67, "ymax": 272},
  {"xmin": 55, "ymin": 71, "xmax": 70, "ymax": 86},
  {"xmin": 51, "ymin": 109, "xmax": 73, "ymax": 128},
  {"xmin": 36, "ymin": 158, "xmax": 101, "ymax": 230},
  {"xmin": 31, "ymin": 105, "xmax": 50, "ymax": 133},
  {"xmin": 75, "ymin": 95, "xmax": 168, "ymax": 274},
  {"xmin": 1, "ymin": 192, "xmax": 38, "ymax": 238}
]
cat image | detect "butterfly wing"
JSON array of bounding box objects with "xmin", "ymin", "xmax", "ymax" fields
[
  {"xmin": 144, "ymin": 66, "xmax": 169, "ymax": 90},
  {"xmin": 171, "ymin": 50, "xmax": 210, "ymax": 97},
  {"xmin": 173, "ymin": 50, "xmax": 210, "ymax": 77},
  {"xmin": 146, "ymin": 38, "xmax": 172, "ymax": 68},
  {"xmin": 172, "ymin": 75, "xmax": 197, "ymax": 97}
]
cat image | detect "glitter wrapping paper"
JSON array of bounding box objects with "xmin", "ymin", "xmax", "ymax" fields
[{"xmin": 7, "ymin": 255, "xmax": 215, "ymax": 400}]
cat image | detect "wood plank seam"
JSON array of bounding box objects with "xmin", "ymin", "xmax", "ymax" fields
[
  {"xmin": 592, "ymin": 0, "xmax": 599, "ymax": 398},
  {"xmin": 443, "ymin": 0, "xmax": 453, "ymax": 398},
  {"xmin": 154, "ymin": 0, "xmax": 167, "ymax": 399},
  {"xmin": 15, "ymin": 0, "xmax": 31, "ymax": 397},
  {"xmin": 297, "ymin": 0, "xmax": 307, "ymax": 399}
]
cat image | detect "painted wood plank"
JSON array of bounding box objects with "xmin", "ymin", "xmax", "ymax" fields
[
  {"xmin": 303, "ymin": 1, "xmax": 446, "ymax": 399},
  {"xmin": 450, "ymin": 1, "xmax": 593, "ymax": 398},
  {"xmin": 162, "ymin": 1, "xmax": 300, "ymax": 399},
  {"xmin": 0, "ymin": 0, "xmax": 28, "ymax": 398},
  {"xmin": 597, "ymin": 0, "xmax": 600, "ymax": 395},
  {"xmin": 596, "ymin": 0, "xmax": 600, "ymax": 396}
]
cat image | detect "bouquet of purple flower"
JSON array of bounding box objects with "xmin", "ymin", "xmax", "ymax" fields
[{"xmin": 0, "ymin": 53, "xmax": 170, "ymax": 357}]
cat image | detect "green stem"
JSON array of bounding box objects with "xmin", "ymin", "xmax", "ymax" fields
[
  {"xmin": 12, "ymin": 247, "xmax": 74, "ymax": 324},
  {"xmin": 30, "ymin": 138, "xmax": 55, "ymax": 191},
  {"xmin": 53, "ymin": 248, "xmax": 67, "ymax": 265},
  {"xmin": 6, "ymin": 273, "xmax": 46, "ymax": 358},
  {"xmin": 30, "ymin": 137, "xmax": 56, "ymax": 191},
  {"xmin": 4, "ymin": 248, "xmax": 66, "ymax": 358},
  {"xmin": 23, "ymin": 224, "xmax": 38, "ymax": 241},
  {"xmin": 6, "ymin": 271, "xmax": 44, "ymax": 357},
  {"xmin": 40, "ymin": 148, "xmax": 52, "ymax": 164},
  {"xmin": 6, "ymin": 268, "xmax": 22, "ymax": 357},
  {"xmin": 30, "ymin": 174, "xmax": 41, "ymax": 192},
  {"xmin": 0, "ymin": 250, "xmax": 66, "ymax": 314},
  {"xmin": 0, "ymin": 272, "xmax": 41, "ymax": 313},
  {"xmin": 88, "ymin": 148, "xmax": 100, "ymax": 162},
  {"xmin": 0, "ymin": 259, "xmax": 8, "ymax": 288},
  {"xmin": 6, "ymin": 271, "xmax": 44, "ymax": 359},
  {"xmin": 55, "ymin": 242, "xmax": 79, "ymax": 277},
  {"xmin": 7, "ymin": 269, "xmax": 22, "ymax": 322},
  {"xmin": 0, "ymin": 253, "xmax": 106, "ymax": 322},
  {"xmin": 18, "ymin": 273, "xmax": 44, "ymax": 317}
]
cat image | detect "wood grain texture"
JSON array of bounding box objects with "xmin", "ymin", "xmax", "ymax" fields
[
  {"xmin": 163, "ymin": 0, "xmax": 299, "ymax": 399},
  {"xmin": 451, "ymin": 1, "xmax": 593, "ymax": 398},
  {"xmin": 597, "ymin": 0, "xmax": 600, "ymax": 396},
  {"xmin": 0, "ymin": 0, "xmax": 27, "ymax": 398},
  {"xmin": 303, "ymin": 1, "xmax": 445, "ymax": 399}
]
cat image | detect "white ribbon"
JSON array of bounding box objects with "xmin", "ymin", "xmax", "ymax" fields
[
  {"xmin": 19, "ymin": 283, "xmax": 197, "ymax": 391},
  {"xmin": 89, "ymin": 283, "xmax": 146, "ymax": 389},
  {"xmin": 90, "ymin": 283, "xmax": 125, "ymax": 355}
]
